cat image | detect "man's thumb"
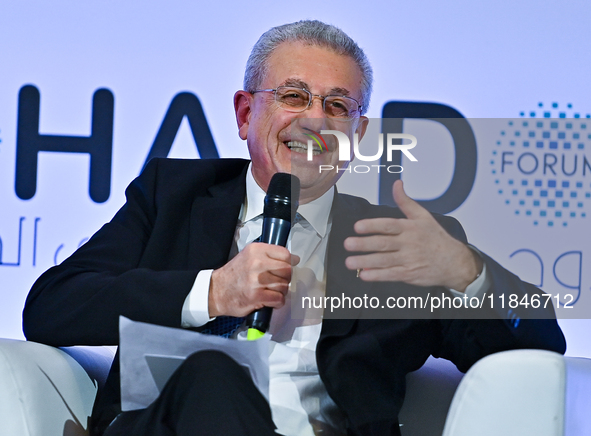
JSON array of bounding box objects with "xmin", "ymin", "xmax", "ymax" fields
[{"xmin": 392, "ymin": 180, "xmax": 427, "ymax": 219}]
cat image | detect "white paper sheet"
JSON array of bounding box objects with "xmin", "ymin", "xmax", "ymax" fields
[{"xmin": 119, "ymin": 316, "xmax": 270, "ymax": 411}]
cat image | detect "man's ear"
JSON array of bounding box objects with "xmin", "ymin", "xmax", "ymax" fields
[
  {"xmin": 234, "ymin": 91, "xmax": 252, "ymax": 140},
  {"xmin": 355, "ymin": 116, "xmax": 370, "ymax": 142}
]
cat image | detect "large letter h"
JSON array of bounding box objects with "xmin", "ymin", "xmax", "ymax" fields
[{"xmin": 15, "ymin": 85, "xmax": 114, "ymax": 203}]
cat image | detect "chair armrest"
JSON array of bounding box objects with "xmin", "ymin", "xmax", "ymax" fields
[
  {"xmin": 442, "ymin": 349, "xmax": 591, "ymax": 436},
  {"xmin": 0, "ymin": 339, "xmax": 114, "ymax": 436}
]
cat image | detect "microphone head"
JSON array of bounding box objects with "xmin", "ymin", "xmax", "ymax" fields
[{"xmin": 264, "ymin": 173, "xmax": 300, "ymax": 222}]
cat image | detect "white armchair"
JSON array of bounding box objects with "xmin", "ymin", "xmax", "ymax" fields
[
  {"xmin": 400, "ymin": 349, "xmax": 591, "ymax": 436},
  {"xmin": 0, "ymin": 338, "xmax": 589, "ymax": 436},
  {"xmin": 0, "ymin": 339, "xmax": 115, "ymax": 436}
]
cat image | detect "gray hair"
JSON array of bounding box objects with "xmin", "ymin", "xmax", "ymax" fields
[{"xmin": 244, "ymin": 20, "xmax": 373, "ymax": 114}]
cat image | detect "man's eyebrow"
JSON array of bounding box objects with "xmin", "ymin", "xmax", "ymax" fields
[
  {"xmin": 281, "ymin": 78, "xmax": 309, "ymax": 89},
  {"xmin": 328, "ymin": 87, "xmax": 351, "ymax": 97},
  {"xmin": 279, "ymin": 79, "xmax": 352, "ymax": 97}
]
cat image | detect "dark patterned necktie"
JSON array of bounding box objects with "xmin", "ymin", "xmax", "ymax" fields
[{"xmin": 200, "ymin": 315, "xmax": 245, "ymax": 338}]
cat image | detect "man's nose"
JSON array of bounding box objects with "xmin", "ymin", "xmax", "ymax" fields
[
  {"xmin": 296, "ymin": 97, "xmax": 328, "ymax": 132},
  {"xmin": 306, "ymin": 96, "xmax": 327, "ymax": 118}
]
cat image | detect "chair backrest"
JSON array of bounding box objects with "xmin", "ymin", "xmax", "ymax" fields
[
  {"xmin": 60, "ymin": 345, "xmax": 116, "ymax": 389},
  {"xmin": 398, "ymin": 356, "xmax": 464, "ymax": 436}
]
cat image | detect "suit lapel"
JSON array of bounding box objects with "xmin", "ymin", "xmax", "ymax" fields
[
  {"xmin": 187, "ymin": 165, "xmax": 247, "ymax": 271},
  {"xmin": 321, "ymin": 193, "xmax": 375, "ymax": 338}
]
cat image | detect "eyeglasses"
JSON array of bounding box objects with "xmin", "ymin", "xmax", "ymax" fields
[{"xmin": 250, "ymin": 86, "xmax": 362, "ymax": 119}]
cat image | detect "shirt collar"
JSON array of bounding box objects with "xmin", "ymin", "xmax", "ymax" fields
[
  {"xmin": 243, "ymin": 164, "xmax": 334, "ymax": 237},
  {"xmin": 243, "ymin": 165, "xmax": 266, "ymax": 223}
]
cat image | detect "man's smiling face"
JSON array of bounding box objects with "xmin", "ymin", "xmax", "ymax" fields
[{"xmin": 234, "ymin": 41, "xmax": 368, "ymax": 203}]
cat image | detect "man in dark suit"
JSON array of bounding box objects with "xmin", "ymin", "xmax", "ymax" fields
[{"xmin": 23, "ymin": 20, "xmax": 565, "ymax": 436}]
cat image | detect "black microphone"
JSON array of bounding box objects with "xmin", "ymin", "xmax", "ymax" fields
[{"xmin": 246, "ymin": 172, "xmax": 300, "ymax": 340}]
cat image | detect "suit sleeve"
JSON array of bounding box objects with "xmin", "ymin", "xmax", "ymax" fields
[
  {"xmin": 23, "ymin": 159, "xmax": 199, "ymax": 347},
  {"xmin": 433, "ymin": 215, "xmax": 567, "ymax": 372}
]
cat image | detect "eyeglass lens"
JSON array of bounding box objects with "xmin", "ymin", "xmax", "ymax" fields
[{"xmin": 274, "ymin": 87, "xmax": 357, "ymax": 118}]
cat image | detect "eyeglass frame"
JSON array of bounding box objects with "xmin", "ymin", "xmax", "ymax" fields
[{"xmin": 249, "ymin": 86, "xmax": 363, "ymax": 119}]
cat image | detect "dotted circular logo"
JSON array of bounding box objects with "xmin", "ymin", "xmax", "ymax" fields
[{"xmin": 491, "ymin": 103, "xmax": 591, "ymax": 227}]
